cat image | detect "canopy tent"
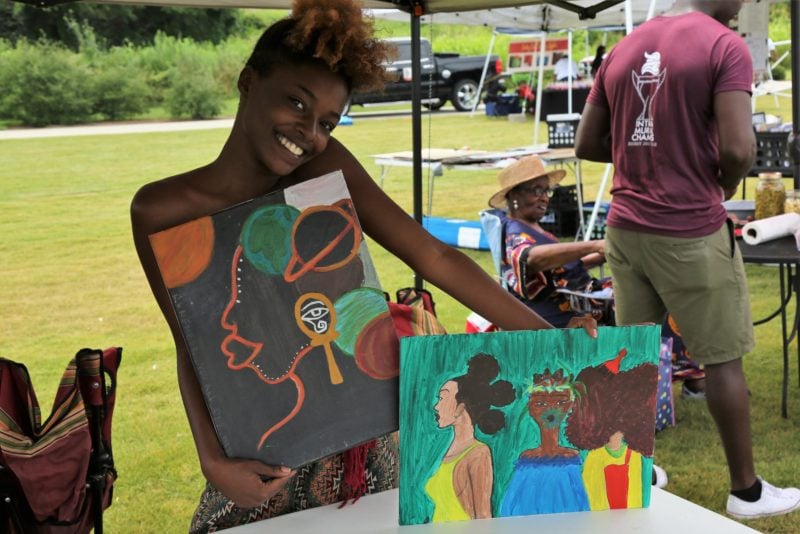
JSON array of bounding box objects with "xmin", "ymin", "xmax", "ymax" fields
[
  {"xmin": 370, "ymin": 0, "xmax": 674, "ymax": 30},
  {"xmin": 372, "ymin": 1, "xmax": 676, "ymax": 152},
  {"xmin": 11, "ymin": 0, "xmax": 800, "ymax": 288}
]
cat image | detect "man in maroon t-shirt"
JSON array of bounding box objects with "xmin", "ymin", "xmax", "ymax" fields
[{"xmin": 576, "ymin": 0, "xmax": 800, "ymax": 520}]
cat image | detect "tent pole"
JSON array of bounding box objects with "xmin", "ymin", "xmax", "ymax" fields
[
  {"xmin": 567, "ymin": 30, "xmax": 573, "ymax": 115},
  {"xmin": 791, "ymin": 0, "xmax": 800, "ymax": 189},
  {"xmin": 533, "ymin": 32, "xmax": 547, "ymax": 146},
  {"xmin": 471, "ymin": 30, "xmax": 497, "ymax": 117},
  {"xmin": 411, "ymin": 8, "xmax": 423, "ymax": 289},
  {"xmin": 625, "ymin": 0, "xmax": 633, "ymax": 34},
  {"xmin": 584, "ymin": 163, "xmax": 612, "ymax": 242},
  {"xmin": 585, "ymin": 29, "xmax": 590, "ymax": 68},
  {"xmin": 646, "ymin": 0, "xmax": 657, "ymax": 21}
]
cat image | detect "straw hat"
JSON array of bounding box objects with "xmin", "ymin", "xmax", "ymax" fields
[{"xmin": 488, "ymin": 155, "xmax": 566, "ymax": 208}]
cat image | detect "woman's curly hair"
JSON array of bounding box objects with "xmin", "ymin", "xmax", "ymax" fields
[
  {"xmin": 452, "ymin": 353, "xmax": 515, "ymax": 436},
  {"xmin": 246, "ymin": 0, "xmax": 394, "ymax": 93}
]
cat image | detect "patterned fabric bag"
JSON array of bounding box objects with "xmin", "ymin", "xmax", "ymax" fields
[
  {"xmin": 655, "ymin": 337, "xmax": 676, "ymax": 432},
  {"xmin": 390, "ymin": 287, "xmax": 446, "ymax": 338},
  {"xmin": 0, "ymin": 347, "xmax": 121, "ymax": 534}
]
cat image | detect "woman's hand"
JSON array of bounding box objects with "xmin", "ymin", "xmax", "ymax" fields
[
  {"xmin": 204, "ymin": 455, "xmax": 296, "ymax": 509},
  {"xmin": 579, "ymin": 240, "xmax": 606, "ymax": 268},
  {"xmin": 566, "ymin": 313, "xmax": 598, "ymax": 338}
]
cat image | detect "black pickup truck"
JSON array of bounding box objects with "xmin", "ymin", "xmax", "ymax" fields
[{"xmin": 347, "ymin": 37, "xmax": 503, "ymax": 113}]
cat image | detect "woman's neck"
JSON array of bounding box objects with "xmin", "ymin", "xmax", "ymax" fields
[
  {"xmin": 446, "ymin": 420, "xmax": 476, "ymax": 457},
  {"xmin": 538, "ymin": 426, "xmax": 562, "ymax": 454},
  {"xmin": 212, "ymin": 124, "xmax": 284, "ymax": 202}
]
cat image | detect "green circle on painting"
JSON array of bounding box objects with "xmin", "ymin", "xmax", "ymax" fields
[
  {"xmin": 241, "ymin": 204, "xmax": 300, "ymax": 275},
  {"xmin": 334, "ymin": 287, "xmax": 388, "ymax": 356}
]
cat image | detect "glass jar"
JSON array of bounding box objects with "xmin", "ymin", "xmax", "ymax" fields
[
  {"xmin": 755, "ymin": 172, "xmax": 785, "ymax": 220},
  {"xmin": 785, "ymin": 190, "xmax": 800, "ymax": 215}
]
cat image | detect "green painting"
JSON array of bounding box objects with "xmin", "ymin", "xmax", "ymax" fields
[{"xmin": 399, "ymin": 325, "xmax": 661, "ymax": 525}]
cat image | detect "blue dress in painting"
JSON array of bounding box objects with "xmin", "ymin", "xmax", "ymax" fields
[{"xmin": 499, "ymin": 455, "xmax": 590, "ymax": 515}]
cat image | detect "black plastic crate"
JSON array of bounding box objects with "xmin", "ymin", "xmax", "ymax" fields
[
  {"xmin": 540, "ymin": 185, "xmax": 582, "ymax": 237},
  {"xmin": 750, "ymin": 131, "xmax": 792, "ymax": 175},
  {"xmin": 540, "ymin": 208, "xmax": 580, "ymax": 238},
  {"xmin": 546, "ymin": 113, "xmax": 581, "ymax": 148},
  {"xmin": 550, "ymin": 184, "xmax": 580, "ymax": 209},
  {"xmin": 582, "ymin": 202, "xmax": 610, "ymax": 240}
]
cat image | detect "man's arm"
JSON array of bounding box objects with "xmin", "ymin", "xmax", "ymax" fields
[
  {"xmin": 715, "ymin": 90, "xmax": 756, "ymax": 192},
  {"xmin": 575, "ymin": 102, "xmax": 613, "ymax": 163}
]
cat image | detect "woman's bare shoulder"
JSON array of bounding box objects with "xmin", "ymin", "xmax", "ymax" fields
[
  {"xmin": 131, "ymin": 166, "xmax": 220, "ymax": 235},
  {"xmin": 293, "ymin": 137, "xmax": 363, "ymax": 181}
]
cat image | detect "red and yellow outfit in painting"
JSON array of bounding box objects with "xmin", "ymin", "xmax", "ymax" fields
[{"xmin": 582, "ymin": 443, "xmax": 643, "ymax": 510}]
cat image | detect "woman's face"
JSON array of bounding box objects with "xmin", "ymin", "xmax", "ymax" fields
[
  {"xmin": 239, "ymin": 61, "xmax": 349, "ymax": 178},
  {"xmin": 528, "ymin": 389, "xmax": 574, "ymax": 429},
  {"xmin": 507, "ymin": 175, "xmax": 551, "ymax": 223},
  {"xmin": 434, "ymin": 380, "xmax": 462, "ymax": 428}
]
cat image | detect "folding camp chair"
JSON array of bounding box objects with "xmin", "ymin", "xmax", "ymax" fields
[
  {"xmin": 0, "ymin": 347, "xmax": 121, "ymax": 534},
  {"xmin": 479, "ymin": 208, "xmax": 508, "ymax": 289}
]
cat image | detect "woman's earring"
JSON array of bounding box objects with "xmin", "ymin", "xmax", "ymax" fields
[{"xmin": 511, "ymin": 199, "xmax": 519, "ymax": 210}]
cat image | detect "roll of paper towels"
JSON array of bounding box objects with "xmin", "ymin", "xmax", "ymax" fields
[{"xmin": 742, "ymin": 213, "xmax": 800, "ymax": 245}]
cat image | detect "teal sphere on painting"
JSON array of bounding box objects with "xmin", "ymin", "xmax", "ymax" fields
[
  {"xmin": 241, "ymin": 204, "xmax": 300, "ymax": 275},
  {"xmin": 334, "ymin": 287, "xmax": 388, "ymax": 356}
]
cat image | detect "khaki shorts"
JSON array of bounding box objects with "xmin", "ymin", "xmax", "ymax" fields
[{"xmin": 605, "ymin": 222, "xmax": 754, "ymax": 365}]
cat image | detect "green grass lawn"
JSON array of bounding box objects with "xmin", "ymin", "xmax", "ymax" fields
[{"xmin": 0, "ymin": 97, "xmax": 798, "ymax": 532}]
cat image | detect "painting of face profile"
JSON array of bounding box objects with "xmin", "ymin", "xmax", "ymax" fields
[
  {"xmin": 399, "ymin": 325, "xmax": 661, "ymax": 525},
  {"xmin": 149, "ymin": 171, "xmax": 399, "ymax": 468}
]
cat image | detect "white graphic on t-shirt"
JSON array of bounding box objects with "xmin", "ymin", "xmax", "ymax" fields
[{"xmin": 630, "ymin": 51, "xmax": 666, "ymax": 147}]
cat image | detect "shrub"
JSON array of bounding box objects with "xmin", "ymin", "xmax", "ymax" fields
[
  {"xmin": 771, "ymin": 65, "xmax": 786, "ymax": 81},
  {"xmin": 165, "ymin": 49, "xmax": 224, "ymax": 119},
  {"xmin": 0, "ymin": 41, "xmax": 93, "ymax": 126},
  {"xmin": 89, "ymin": 47, "xmax": 149, "ymax": 120},
  {"xmin": 212, "ymin": 36, "xmax": 252, "ymax": 99}
]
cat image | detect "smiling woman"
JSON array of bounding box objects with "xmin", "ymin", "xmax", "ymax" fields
[{"xmin": 129, "ymin": 0, "xmax": 597, "ymax": 531}]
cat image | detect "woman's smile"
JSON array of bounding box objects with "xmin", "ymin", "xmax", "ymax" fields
[{"xmin": 276, "ymin": 133, "xmax": 305, "ymax": 157}]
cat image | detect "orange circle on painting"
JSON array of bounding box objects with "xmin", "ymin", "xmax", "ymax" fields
[
  {"xmin": 284, "ymin": 205, "xmax": 361, "ymax": 283},
  {"xmin": 150, "ymin": 216, "xmax": 214, "ymax": 288},
  {"xmin": 354, "ymin": 312, "xmax": 399, "ymax": 380}
]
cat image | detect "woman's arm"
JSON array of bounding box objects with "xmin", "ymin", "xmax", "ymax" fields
[
  {"xmin": 467, "ymin": 446, "xmax": 494, "ymax": 519},
  {"xmin": 130, "ymin": 180, "xmax": 295, "ymax": 508},
  {"xmin": 297, "ymin": 139, "xmax": 596, "ymax": 335},
  {"xmin": 525, "ymin": 240, "xmax": 605, "ymax": 273}
]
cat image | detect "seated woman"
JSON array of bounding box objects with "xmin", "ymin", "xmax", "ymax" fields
[
  {"xmin": 488, "ymin": 155, "xmax": 606, "ymax": 329},
  {"xmin": 487, "ymin": 155, "xmax": 705, "ymax": 395}
]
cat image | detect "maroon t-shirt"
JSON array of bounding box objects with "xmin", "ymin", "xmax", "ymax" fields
[{"xmin": 587, "ymin": 12, "xmax": 753, "ymax": 237}]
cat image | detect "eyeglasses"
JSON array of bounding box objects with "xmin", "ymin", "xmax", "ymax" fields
[{"xmin": 513, "ymin": 184, "xmax": 556, "ymax": 198}]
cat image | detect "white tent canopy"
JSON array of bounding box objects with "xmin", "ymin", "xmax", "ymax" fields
[
  {"xmin": 82, "ymin": 0, "xmax": 674, "ymax": 31},
  {"xmin": 370, "ymin": 0, "xmax": 676, "ymax": 32}
]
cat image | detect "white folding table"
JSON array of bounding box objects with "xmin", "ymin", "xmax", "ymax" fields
[{"xmin": 223, "ymin": 487, "xmax": 759, "ymax": 533}]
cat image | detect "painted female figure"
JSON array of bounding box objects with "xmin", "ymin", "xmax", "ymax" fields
[
  {"xmin": 566, "ymin": 354, "xmax": 658, "ymax": 510},
  {"xmin": 499, "ymin": 368, "xmax": 590, "ymax": 515},
  {"xmin": 425, "ymin": 353, "xmax": 514, "ymax": 522}
]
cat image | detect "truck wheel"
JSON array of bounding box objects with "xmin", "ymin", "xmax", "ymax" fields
[
  {"xmin": 451, "ymin": 78, "xmax": 479, "ymax": 111},
  {"xmin": 424, "ymin": 99, "xmax": 446, "ymax": 111}
]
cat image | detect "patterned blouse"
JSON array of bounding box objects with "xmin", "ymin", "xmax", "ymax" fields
[{"xmin": 500, "ymin": 217, "xmax": 593, "ymax": 328}]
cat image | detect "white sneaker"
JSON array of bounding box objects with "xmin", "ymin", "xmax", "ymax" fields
[
  {"xmin": 726, "ymin": 478, "xmax": 800, "ymax": 519},
  {"xmin": 652, "ymin": 464, "xmax": 668, "ymax": 489}
]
